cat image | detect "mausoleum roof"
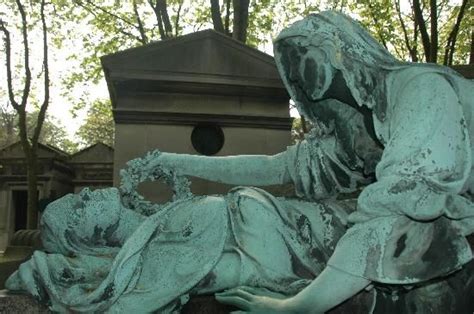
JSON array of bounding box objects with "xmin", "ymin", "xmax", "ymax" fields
[
  {"xmin": 0, "ymin": 141, "xmax": 69, "ymax": 160},
  {"xmin": 101, "ymin": 29, "xmax": 289, "ymax": 107},
  {"xmin": 69, "ymin": 143, "xmax": 114, "ymax": 164}
]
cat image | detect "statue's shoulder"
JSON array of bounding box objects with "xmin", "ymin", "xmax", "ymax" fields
[{"xmin": 386, "ymin": 65, "xmax": 463, "ymax": 106}]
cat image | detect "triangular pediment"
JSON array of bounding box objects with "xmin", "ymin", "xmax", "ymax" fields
[
  {"xmin": 69, "ymin": 143, "xmax": 114, "ymax": 164},
  {"xmin": 101, "ymin": 29, "xmax": 283, "ymax": 86},
  {"xmin": 0, "ymin": 141, "xmax": 68, "ymax": 159}
]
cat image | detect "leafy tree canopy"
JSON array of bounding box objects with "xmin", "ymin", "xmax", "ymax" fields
[
  {"xmin": 0, "ymin": 107, "xmax": 78, "ymax": 154},
  {"xmin": 76, "ymin": 98, "xmax": 114, "ymax": 148}
]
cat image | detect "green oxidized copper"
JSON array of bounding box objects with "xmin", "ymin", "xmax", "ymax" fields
[{"xmin": 5, "ymin": 11, "xmax": 474, "ymax": 313}]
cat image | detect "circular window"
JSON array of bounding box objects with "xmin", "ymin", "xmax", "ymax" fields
[{"xmin": 191, "ymin": 124, "xmax": 225, "ymax": 156}]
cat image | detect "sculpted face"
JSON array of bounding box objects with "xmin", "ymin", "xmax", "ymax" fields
[
  {"xmin": 275, "ymin": 37, "xmax": 380, "ymax": 146},
  {"xmin": 275, "ymin": 39, "xmax": 335, "ymax": 103}
]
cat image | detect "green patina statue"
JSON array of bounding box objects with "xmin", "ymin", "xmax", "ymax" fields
[{"xmin": 5, "ymin": 11, "xmax": 474, "ymax": 313}]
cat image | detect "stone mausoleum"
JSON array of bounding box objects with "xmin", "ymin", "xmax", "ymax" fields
[
  {"xmin": 101, "ymin": 29, "xmax": 292, "ymax": 201},
  {"xmin": 0, "ymin": 142, "xmax": 113, "ymax": 250}
]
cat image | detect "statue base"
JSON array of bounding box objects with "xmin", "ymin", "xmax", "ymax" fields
[
  {"xmin": 0, "ymin": 291, "xmax": 237, "ymax": 313},
  {"xmin": 0, "ymin": 290, "xmax": 48, "ymax": 313}
]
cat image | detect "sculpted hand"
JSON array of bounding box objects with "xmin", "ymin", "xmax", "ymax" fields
[
  {"xmin": 146, "ymin": 152, "xmax": 179, "ymax": 175},
  {"xmin": 215, "ymin": 286, "xmax": 294, "ymax": 314}
]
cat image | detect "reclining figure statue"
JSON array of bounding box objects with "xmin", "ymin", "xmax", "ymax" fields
[{"xmin": 6, "ymin": 11, "xmax": 474, "ymax": 313}]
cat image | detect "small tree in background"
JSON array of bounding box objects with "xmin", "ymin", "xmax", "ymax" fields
[{"xmin": 0, "ymin": 0, "xmax": 50, "ymax": 229}]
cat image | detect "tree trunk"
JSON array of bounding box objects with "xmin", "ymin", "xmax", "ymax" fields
[
  {"xmin": 133, "ymin": 0, "xmax": 148, "ymax": 44},
  {"xmin": 470, "ymin": 30, "xmax": 474, "ymax": 65},
  {"xmin": 429, "ymin": 0, "xmax": 438, "ymax": 63},
  {"xmin": 26, "ymin": 151, "xmax": 38, "ymax": 229},
  {"xmin": 17, "ymin": 109, "xmax": 38, "ymax": 229},
  {"xmin": 232, "ymin": 0, "xmax": 249, "ymax": 43},
  {"xmin": 224, "ymin": 0, "xmax": 231, "ymax": 34},
  {"xmin": 158, "ymin": 0, "xmax": 172, "ymax": 36},
  {"xmin": 395, "ymin": 0, "xmax": 418, "ymax": 62},
  {"xmin": 210, "ymin": 0, "xmax": 225, "ymax": 33},
  {"xmin": 413, "ymin": 0, "xmax": 432, "ymax": 62},
  {"xmin": 443, "ymin": 0, "xmax": 469, "ymax": 65},
  {"xmin": 1, "ymin": 0, "xmax": 49, "ymax": 230},
  {"xmin": 149, "ymin": 0, "xmax": 173, "ymax": 39},
  {"xmin": 174, "ymin": 0, "xmax": 183, "ymax": 37}
]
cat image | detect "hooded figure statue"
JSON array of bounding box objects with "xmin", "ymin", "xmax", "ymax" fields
[
  {"xmin": 5, "ymin": 11, "xmax": 474, "ymax": 314},
  {"xmin": 273, "ymin": 10, "xmax": 474, "ymax": 284}
]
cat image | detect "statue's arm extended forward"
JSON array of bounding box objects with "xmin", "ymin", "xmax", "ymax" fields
[
  {"xmin": 153, "ymin": 151, "xmax": 292, "ymax": 186},
  {"xmin": 216, "ymin": 266, "xmax": 370, "ymax": 313}
]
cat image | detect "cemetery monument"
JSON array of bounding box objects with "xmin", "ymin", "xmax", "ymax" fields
[{"xmin": 4, "ymin": 11, "xmax": 474, "ymax": 313}]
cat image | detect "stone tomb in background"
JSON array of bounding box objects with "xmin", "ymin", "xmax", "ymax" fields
[
  {"xmin": 69, "ymin": 143, "xmax": 114, "ymax": 193},
  {"xmin": 0, "ymin": 142, "xmax": 73, "ymax": 250},
  {"xmin": 102, "ymin": 29, "xmax": 292, "ymax": 201},
  {"xmin": 0, "ymin": 142, "xmax": 114, "ymax": 251}
]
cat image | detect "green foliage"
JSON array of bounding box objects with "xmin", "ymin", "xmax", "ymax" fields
[
  {"xmin": 351, "ymin": 0, "xmax": 471, "ymax": 64},
  {"xmin": 3, "ymin": 0, "xmax": 471, "ymax": 148},
  {"xmin": 25, "ymin": 111, "xmax": 79, "ymax": 153},
  {"xmin": 291, "ymin": 117, "xmax": 306, "ymax": 143},
  {"xmin": 440, "ymin": 1, "xmax": 472, "ymax": 64},
  {"xmin": 0, "ymin": 109, "xmax": 78, "ymax": 153},
  {"xmin": 48, "ymin": 0, "xmax": 472, "ymax": 118},
  {"xmin": 76, "ymin": 98, "xmax": 114, "ymax": 148}
]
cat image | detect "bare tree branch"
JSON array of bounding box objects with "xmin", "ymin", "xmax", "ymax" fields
[
  {"xmin": 412, "ymin": 10, "xmax": 419, "ymax": 62},
  {"xmin": 132, "ymin": 0, "xmax": 149, "ymax": 44},
  {"xmin": 32, "ymin": 0, "xmax": 49, "ymax": 145},
  {"xmin": 395, "ymin": 0, "xmax": 417, "ymax": 61},
  {"xmin": 0, "ymin": 19, "xmax": 20, "ymax": 110},
  {"xmin": 443, "ymin": 0, "xmax": 468, "ymax": 65},
  {"xmin": 16, "ymin": 0, "xmax": 32, "ymax": 108},
  {"xmin": 118, "ymin": 28, "xmax": 144, "ymax": 42},
  {"xmin": 148, "ymin": 0, "xmax": 167, "ymax": 39},
  {"xmin": 174, "ymin": 0, "xmax": 183, "ymax": 37},
  {"xmin": 74, "ymin": 0, "xmax": 137, "ymax": 28},
  {"xmin": 74, "ymin": 0, "xmax": 143, "ymax": 43},
  {"xmin": 470, "ymin": 29, "xmax": 473, "ymax": 65},
  {"xmin": 224, "ymin": 0, "xmax": 231, "ymax": 34}
]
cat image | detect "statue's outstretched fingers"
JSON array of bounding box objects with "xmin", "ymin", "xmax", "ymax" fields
[
  {"xmin": 238, "ymin": 286, "xmax": 286, "ymax": 299},
  {"xmin": 215, "ymin": 294, "xmax": 251, "ymax": 311},
  {"xmin": 218, "ymin": 288, "xmax": 256, "ymax": 301}
]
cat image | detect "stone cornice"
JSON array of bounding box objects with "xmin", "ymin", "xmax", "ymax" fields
[
  {"xmin": 112, "ymin": 79, "xmax": 289, "ymax": 100},
  {"xmin": 113, "ymin": 110, "xmax": 293, "ymax": 130}
]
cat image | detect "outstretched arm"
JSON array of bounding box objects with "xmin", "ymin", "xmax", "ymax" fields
[
  {"xmin": 216, "ymin": 266, "xmax": 370, "ymax": 313},
  {"xmin": 152, "ymin": 151, "xmax": 292, "ymax": 186},
  {"xmin": 282, "ymin": 266, "xmax": 370, "ymax": 313}
]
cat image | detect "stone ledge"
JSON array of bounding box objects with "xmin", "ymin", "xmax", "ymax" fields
[
  {"xmin": 0, "ymin": 291, "xmax": 236, "ymax": 313},
  {"xmin": 0, "ymin": 291, "xmax": 48, "ymax": 314}
]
